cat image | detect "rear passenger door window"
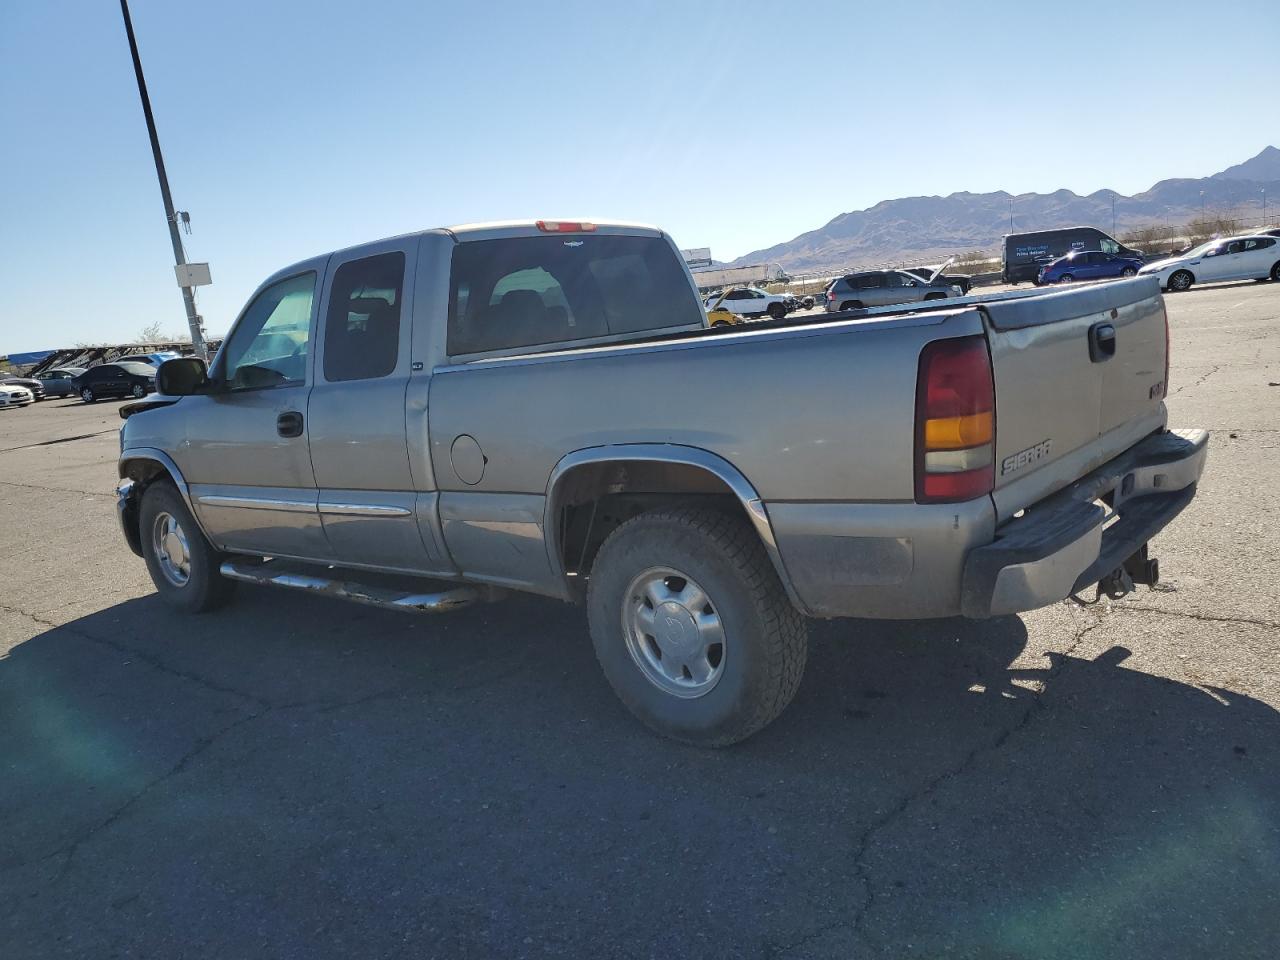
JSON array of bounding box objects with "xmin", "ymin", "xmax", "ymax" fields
[{"xmin": 322, "ymin": 252, "xmax": 405, "ymax": 382}]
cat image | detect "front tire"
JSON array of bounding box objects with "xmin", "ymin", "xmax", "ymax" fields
[
  {"xmin": 1168, "ymin": 270, "xmax": 1194, "ymax": 292},
  {"xmin": 586, "ymin": 506, "xmax": 807, "ymax": 747},
  {"xmin": 139, "ymin": 481, "xmax": 235, "ymax": 613},
  {"xmin": 130, "ymin": 384, "xmax": 147, "ymax": 399},
  {"xmin": 767, "ymin": 303, "xmax": 787, "ymax": 320},
  {"xmin": 1271, "ymin": 261, "xmax": 1280, "ymax": 282},
  {"xmin": 80, "ymin": 388, "xmax": 95, "ymax": 403}
]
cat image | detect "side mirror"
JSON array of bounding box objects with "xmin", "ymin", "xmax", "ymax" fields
[{"xmin": 158, "ymin": 356, "xmax": 210, "ymax": 396}]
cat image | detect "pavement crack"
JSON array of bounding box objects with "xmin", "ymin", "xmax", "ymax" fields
[
  {"xmin": 0, "ymin": 602, "xmax": 271, "ymax": 709},
  {"xmin": 1170, "ymin": 364, "xmax": 1220, "ymax": 396},
  {"xmin": 0, "ymin": 479, "xmax": 107, "ymax": 497},
  {"xmin": 1110, "ymin": 604, "xmax": 1279, "ymax": 630},
  {"xmin": 42, "ymin": 709, "xmax": 267, "ymax": 883},
  {"xmin": 838, "ymin": 608, "xmax": 1105, "ymax": 949},
  {"xmin": 0, "ymin": 429, "xmax": 116, "ymax": 453}
]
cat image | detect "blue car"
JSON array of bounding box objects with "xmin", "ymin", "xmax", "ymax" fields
[{"xmin": 1038, "ymin": 250, "xmax": 1144, "ymax": 284}]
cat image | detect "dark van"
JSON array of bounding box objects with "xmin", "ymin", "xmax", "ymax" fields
[{"xmin": 1002, "ymin": 226, "xmax": 1143, "ymax": 284}]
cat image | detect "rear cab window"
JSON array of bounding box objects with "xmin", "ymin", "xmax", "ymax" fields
[{"xmin": 447, "ymin": 234, "xmax": 703, "ymax": 356}]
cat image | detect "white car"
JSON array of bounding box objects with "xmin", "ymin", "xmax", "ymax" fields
[
  {"xmin": 0, "ymin": 384, "xmax": 34, "ymax": 409},
  {"xmin": 1139, "ymin": 234, "xmax": 1280, "ymax": 292},
  {"xmin": 706, "ymin": 287, "xmax": 791, "ymax": 320}
]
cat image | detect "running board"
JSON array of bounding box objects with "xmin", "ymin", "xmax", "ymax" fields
[{"xmin": 218, "ymin": 559, "xmax": 484, "ymax": 613}]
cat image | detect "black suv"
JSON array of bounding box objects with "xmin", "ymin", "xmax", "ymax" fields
[{"xmin": 71, "ymin": 363, "xmax": 157, "ymax": 403}]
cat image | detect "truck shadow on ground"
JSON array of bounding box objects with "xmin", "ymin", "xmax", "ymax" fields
[{"xmin": 2, "ymin": 588, "xmax": 1276, "ymax": 959}]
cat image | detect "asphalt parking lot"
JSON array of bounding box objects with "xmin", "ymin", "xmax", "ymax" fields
[{"xmin": 2, "ymin": 280, "xmax": 1278, "ymax": 959}]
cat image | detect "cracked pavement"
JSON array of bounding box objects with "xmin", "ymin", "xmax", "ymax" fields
[{"xmin": 1, "ymin": 281, "xmax": 1278, "ymax": 958}]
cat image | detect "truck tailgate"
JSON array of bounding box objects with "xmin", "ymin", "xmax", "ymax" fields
[{"xmin": 982, "ymin": 277, "xmax": 1168, "ymax": 522}]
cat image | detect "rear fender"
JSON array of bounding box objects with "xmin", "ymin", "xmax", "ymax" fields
[{"xmin": 543, "ymin": 444, "xmax": 806, "ymax": 612}]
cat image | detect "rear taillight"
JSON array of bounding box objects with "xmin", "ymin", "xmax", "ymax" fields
[
  {"xmin": 915, "ymin": 336, "xmax": 995, "ymax": 503},
  {"xmin": 536, "ymin": 220, "xmax": 597, "ymax": 233},
  {"xmin": 826, "ymin": 290, "xmax": 835, "ymax": 301}
]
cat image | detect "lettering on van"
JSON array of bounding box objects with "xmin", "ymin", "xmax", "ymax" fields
[{"xmin": 1001, "ymin": 439, "xmax": 1053, "ymax": 476}]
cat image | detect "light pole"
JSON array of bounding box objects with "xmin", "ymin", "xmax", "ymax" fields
[
  {"xmin": 1264, "ymin": 187, "xmax": 1269, "ymax": 226},
  {"xmin": 119, "ymin": 0, "xmax": 208, "ymax": 359},
  {"xmin": 1200, "ymin": 190, "xmax": 1205, "ymax": 219},
  {"xmin": 1111, "ymin": 195, "xmax": 1116, "ymax": 236},
  {"xmin": 1008, "ymin": 197, "xmax": 1013, "ymax": 233}
]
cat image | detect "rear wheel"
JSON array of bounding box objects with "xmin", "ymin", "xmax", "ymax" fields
[
  {"xmin": 924, "ymin": 292, "xmax": 946, "ymax": 301},
  {"xmin": 1168, "ymin": 270, "xmax": 1194, "ymax": 292},
  {"xmin": 80, "ymin": 388, "xmax": 95, "ymax": 403},
  {"xmin": 767, "ymin": 302, "xmax": 787, "ymax": 320},
  {"xmin": 1121, "ymin": 267, "xmax": 1137, "ymax": 277},
  {"xmin": 140, "ymin": 481, "xmax": 235, "ymax": 613},
  {"xmin": 586, "ymin": 506, "xmax": 807, "ymax": 747},
  {"xmin": 1058, "ymin": 274, "xmax": 1074, "ymax": 283},
  {"xmin": 838, "ymin": 300, "xmax": 864, "ymax": 311}
]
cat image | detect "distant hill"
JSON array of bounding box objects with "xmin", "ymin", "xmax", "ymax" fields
[{"xmin": 729, "ymin": 146, "xmax": 1280, "ymax": 274}]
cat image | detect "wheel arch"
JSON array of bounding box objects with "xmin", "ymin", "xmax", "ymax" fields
[
  {"xmin": 543, "ymin": 444, "xmax": 804, "ymax": 612},
  {"xmin": 118, "ymin": 448, "xmax": 211, "ymax": 545}
]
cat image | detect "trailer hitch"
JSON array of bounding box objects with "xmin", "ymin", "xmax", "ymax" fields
[{"xmin": 1071, "ymin": 545, "xmax": 1159, "ymax": 606}]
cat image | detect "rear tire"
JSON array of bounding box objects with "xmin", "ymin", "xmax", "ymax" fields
[
  {"xmin": 838, "ymin": 301, "xmax": 864, "ymax": 311},
  {"xmin": 1058, "ymin": 274, "xmax": 1074, "ymax": 283},
  {"xmin": 1168, "ymin": 270, "xmax": 1194, "ymax": 292},
  {"xmin": 1121, "ymin": 267, "xmax": 1137, "ymax": 277},
  {"xmin": 767, "ymin": 303, "xmax": 787, "ymax": 320},
  {"xmin": 139, "ymin": 481, "xmax": 235, "ymax": 613},
  {"xmin": 924, "ymin": 292, "xmax": 946, "ymax": 301},
  {"xmin": 586, "ymin": 506, "xmax": 807, "ymax": 747}
]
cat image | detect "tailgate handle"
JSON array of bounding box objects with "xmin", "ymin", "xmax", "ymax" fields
[{"xmin": 1089, "ymin": 322, "xmax": 1116, "ymax": 362}]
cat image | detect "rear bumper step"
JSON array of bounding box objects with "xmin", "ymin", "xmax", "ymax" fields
[
  {"xmin": 219, "ymin": 559, "xmax": 486, "ymax": 614},
  {"xmin": 961, "ymin": 428, "xmax": 1208, "ymax": 618}
]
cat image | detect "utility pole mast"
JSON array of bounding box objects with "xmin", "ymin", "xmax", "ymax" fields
[{"xmin": 119, "ymin": 0, "xmax": 208, "ymax": 359}]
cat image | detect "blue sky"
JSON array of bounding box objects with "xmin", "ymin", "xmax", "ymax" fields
[{"xmin": 1, "ymin": 0, "xmax": 1275, "ymax": 353}]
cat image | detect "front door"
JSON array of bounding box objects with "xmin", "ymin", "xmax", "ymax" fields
[
  {"xmin": 180, "ymin": 266, "xmax": 332, "ymax": 561},
  {"xmin": 306, "ymin": 242, "xmax": 444, "ymax": 573},
  {"xmin": 1199, "ymin": 240, "xmax": 1242, "ymax": 281}
]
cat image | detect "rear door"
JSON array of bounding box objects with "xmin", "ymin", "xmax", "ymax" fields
[
  {"xmin": 982, "ymin": 282, "xmax": 1168, "ymax": 520},
  {"xmin": 1241, "ymin": 237, "xmax": 1276, "ymax": 277},
  {"xmin": 306, "ymin": 241, "xmax": 444, "ymax": 574}
]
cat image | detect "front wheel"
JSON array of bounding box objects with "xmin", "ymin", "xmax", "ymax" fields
[
  {"xmin": 767, "ymin": 303, "xmax": 787, "ymax": 320},
  {"xmin": 140, "ymin": 481, "xmax": 236, "ymax": 613},
  {"xmin": 80, "ymin": 388, "xmax": 95, "ymax": 403},
  {"xmin": 586, "ymin": 506, "xmax": 807, "ymax": 746},
  {"xmin": 1271, "ymin": 262, "xmax": 1280, "ymax": 282},
  {"xmin": 1168, "ymin": 270, "xmax": 1194, "ymax": 292},
  {"xmin": 130, "ymin": 384, "xmax": 147, "ymax": 399}
]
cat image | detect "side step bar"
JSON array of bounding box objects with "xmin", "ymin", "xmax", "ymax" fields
[{"xmin": 219, "ymin": 559, "xmax": 485, "ymax": 614}]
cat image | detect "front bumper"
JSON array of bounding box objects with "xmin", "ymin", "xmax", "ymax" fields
[
  {"xmin": 960, "ymin": 428, "xmax": 1208, "ymax": 618},
  {"xmin": 117, "ymin": 479, "xmax": 144, "ymax": 557}
]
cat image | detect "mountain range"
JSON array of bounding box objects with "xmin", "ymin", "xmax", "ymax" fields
[{"xmin": 727, "ymin": 146, "xmax": 1280, "ymax": 274}]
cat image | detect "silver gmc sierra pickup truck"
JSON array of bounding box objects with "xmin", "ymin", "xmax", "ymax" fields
[{"xmin": 116, "ymin": 219, "xmax": 1208, "ymax": 745}]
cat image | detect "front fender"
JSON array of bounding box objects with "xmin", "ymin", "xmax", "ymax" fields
[{"xmin": 117, "ymin": 447, "xmax": 211, "ymax": 542}]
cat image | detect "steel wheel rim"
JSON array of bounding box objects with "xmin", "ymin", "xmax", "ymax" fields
[
  {"xmin": 152, "ymin": 511, "xmax": 191, "ymax": 587},
  {"xmin": 622, "ymin": 566, "xmax": 725, "ymax": 699}
]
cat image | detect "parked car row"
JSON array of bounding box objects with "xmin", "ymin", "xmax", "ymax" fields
[{"xmin": 0, "ymin": 352, "xmax": 174, "ymax": 404}]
